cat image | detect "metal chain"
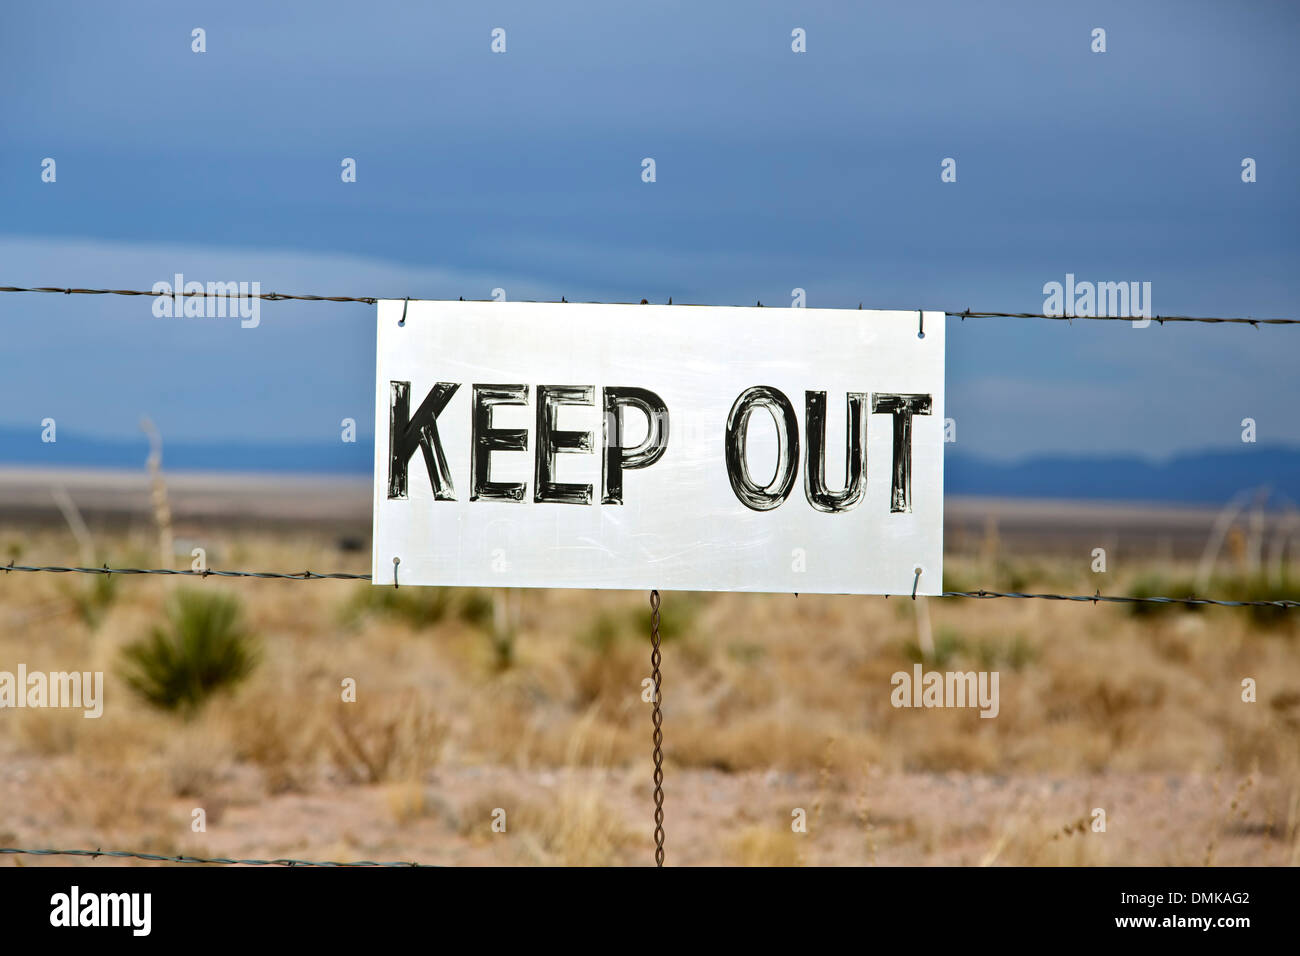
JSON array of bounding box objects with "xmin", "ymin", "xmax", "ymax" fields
[{"xmin": 650, "ymin": 589, "xmax": 664, "ymax": 867}]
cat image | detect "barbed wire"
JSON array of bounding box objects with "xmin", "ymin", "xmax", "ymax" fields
[
  {"xmin": 948, "ymin": 309, "xmax": 1298, "ymax": 326},
  {"xmin": 3, "ymin": 563, "xmax": 370, "ymax": 580},
  {"xmin": 938, "ymin": 589, "xmax": 1298, "ymax": 609},
  {"xmin": 0, "ymin": 286, "xmax": 379, "ymax": 305},
  {"xmin": 3, "ymin": 563, "xmax": 1296, "ymax": 608},
  {"xmin": 1, "ymin": 286, "xmax": 1295, "ymax": 325},
  {"xmin": 0, "ymin": 847, "xmax": 431, "ymax": 867}
]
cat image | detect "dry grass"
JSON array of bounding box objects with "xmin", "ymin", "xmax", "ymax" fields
[
  {"xmin": 729, "ymin": 825, "xmax": 802, "ymax": 866},
  {"xmin": 384, "ymin": 781, "xmax": 437, "ymax": 825},
  {"xmin": 514, "ymin": 785, "xmax": 641, "ymax": 866},
  {"xmin": 1, "ymin": 523, "xmax": 1298, "ymax": 865},
  {"xmin": 326, "ymin": 691, "xmax": 449, "ymax": 784}
]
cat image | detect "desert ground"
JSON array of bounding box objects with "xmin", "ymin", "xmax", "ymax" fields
[{"xmin": 1, "ymin": 469, "xmax": 1298, "ymax": 866}]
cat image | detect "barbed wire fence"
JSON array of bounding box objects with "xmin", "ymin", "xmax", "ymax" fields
[
  {"xmin": 2, "ymin": 284, "xmax": 1297, "ymax": 867},
  {"xmin": 2, "ymin": 563, "xmax": 1297, "ymax": 608},
  {"xmin": 2, "ymin": 285, "xmax": 1299, "ymax": 325},
  {"xmin": 0, "ymin": 848, "xmax": 434, "ymax": 867}
]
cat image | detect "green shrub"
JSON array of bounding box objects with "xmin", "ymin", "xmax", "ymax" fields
[
  {"xmin": 1126, "ymin": 575, "xmax": 1201, "ymax": 617},
  {"xmin": 1210, "ymin": 574, "xmax": 1300, "ymax": 628},
  {"xmin": 975, "ymin": 633, "xmax": 1038, "ymax": 670},
  {"xmin": 580, "ymin": 592, "xmax": 707, "ymax": 656},
  {"xmin": 119, "ymin": 589, "xmax": 258, "ymax": 715},
  {"xmin": 580, "ymin": 612, "xmax": 623, "ymax": 655},
  {"xmin": 341, "ymin": 585, "xmax": 493, "ymax": 630},
  {"xmin": 991, "ymin": 560, "xmax": 1035, "ymax": 593},
  {"xmin": 655, "ymin": 591, "xmax": 706, "ymax": 642},
  {"xmin": 903, "ymin": 627, "xmax": 965, "ymax": 667},
  {"xmin": 941, "ymin": 566, "xmax": 975, "ymax": 595},
  {"xmin": 68, "ymin": 568, "xmax": 119, "ymax": 631},
  {"xmin": 459, "ymin": 590, "xmax": 495, "ymax": 628}
]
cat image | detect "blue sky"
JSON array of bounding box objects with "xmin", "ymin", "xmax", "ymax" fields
[{"xmin": 1, "ymin": 0, "xmax": 1296, "ymax": 462}]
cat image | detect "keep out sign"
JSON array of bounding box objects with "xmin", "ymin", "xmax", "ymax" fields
[{"xmin": 372, "ymin": 301, "xmax": 944, "ymax": 595}]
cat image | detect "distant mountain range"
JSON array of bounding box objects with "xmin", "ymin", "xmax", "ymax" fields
[
  {"xmin": 0, "ymin": 428, "xmax": 371, "ymax": 475},
  {"xmin": 944, "ymin": 446, "xmax": 1300, "ymax": 506},
  {"xmin": 2, "ymin": 427, "xmax": 1298, "ymax": 506}
]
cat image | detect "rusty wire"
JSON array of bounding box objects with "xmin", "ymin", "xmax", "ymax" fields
[{"xmin": 650, "ymin": 589, "xmax": 665, "ymax": 867}]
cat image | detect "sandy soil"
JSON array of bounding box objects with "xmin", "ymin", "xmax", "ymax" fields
[{"xmin": 3, "ymin": 757, "xmax": 1291, "ymax": 866}]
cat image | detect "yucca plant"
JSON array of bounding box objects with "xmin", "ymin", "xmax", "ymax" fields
[{"xmin": 119, "ymin": 589, "xmax": 258, "ymax": 716}]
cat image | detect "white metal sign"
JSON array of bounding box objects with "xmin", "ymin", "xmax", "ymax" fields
[{"xmin": 372, "ymin": 301, "xmax": 944, "ymax": 595}]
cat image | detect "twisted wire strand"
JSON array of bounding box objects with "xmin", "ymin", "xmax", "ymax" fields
[
  {"xmin": 1, "ymin": 286, "xmax": 1295, "ymax": 325},
  {"xmin": 0, "ymin": 847, "xmax": 431, "ymax": 867},
  {"xmin": 2, "ymin": 563, "xmax": 1296, "ymax": 607}
]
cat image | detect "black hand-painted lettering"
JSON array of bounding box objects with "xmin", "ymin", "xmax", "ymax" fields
[
  {"xmin": 601, "ymin": 387, "xmax": 670, "ymax": 505},
  {"xmin": 472, "ymin": 384, "xmax": 529, "ymax": 502},
  {"xmin": 871, "ymin": 393, "xmax": 932, "ymax": 513},
  {"xmin": 725, "ymin": 386, "xmax": 799, "ymax": 511},
  {"xmin": 388, "ymin": 380, "xmax": 459, "ymax": 500},
  {"xmin": 535, "ymin": 385, "xmax": 595, "ymax": 504},
  {"xmin": 804, "ymin": 391, "xmax": 867, "ymax": 513}
]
